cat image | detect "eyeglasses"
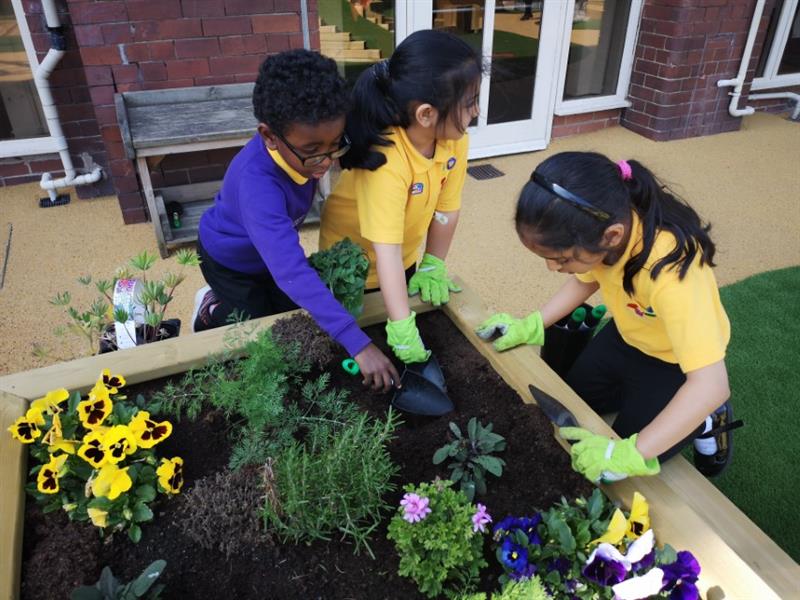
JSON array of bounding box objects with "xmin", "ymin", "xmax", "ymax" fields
[
  {"xmin": 531, "ymin": 171, "xmax": 610, "ymax": 222},
  {"xmin": 274, "ymin": 132, "xmax": 351, "ymax": 168}
]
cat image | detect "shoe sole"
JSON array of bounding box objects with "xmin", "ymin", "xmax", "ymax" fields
[
  {"xmin": 695, "ymin": 401, "xmax": 734, "ymax": 477},
  {"xmin": 190, "ymin": 285, "xmax": 211, "ymax": 333}
]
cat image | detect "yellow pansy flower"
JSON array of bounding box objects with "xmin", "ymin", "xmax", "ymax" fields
[
  {"xmin": 97, "ymin": 369, "xmax": 126, "ymax": 395},
  {"xmin": 36, "ymin": 453, "xmax": 68, "ymax": 494},
  {"xmin": 7, "ymin": 414, "xmax": 42, "ymax": 444},
  {"xmin": 87, "ymin": 507, "xmax": 109, "ymax": 527},
  {"xmin": 30, "ymin": 388, "xmax": 70, "ymax": 415},
  {"xmin": 48, "ymin": 439, "xmax": 79, "ymax": 455},
  {"xmin": 77, "ymin": 429, "xmax": 109, "ymax": 468},
  {"xmin": 78, "ymin": 384, "xmax": 113, "ymax": 429},
  {"xmin": 626, "ymin": 492, "xmax": 650, "ymax": 540},
  {"xmin": 592, "ymin": 508, "xmax": 627, "ymax": 545},
  {"xmin": 91, "ymin": 463, "xmax": 132, "ymax": 500},
  {"xmin": 156, "ymin": 457, "xmax": 184, "ymax": 495},
  {"xmin": 129, "ymin": 411, "xmax": 172, "ymax": 448},
  {"xmin": 103, "ymin": 425, "xmax": 138, "ymax": 464}
]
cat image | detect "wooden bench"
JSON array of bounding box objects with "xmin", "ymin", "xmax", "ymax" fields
[{"xmin": 115, "ymin": 83, "xmax": 326, "ymax": 258}]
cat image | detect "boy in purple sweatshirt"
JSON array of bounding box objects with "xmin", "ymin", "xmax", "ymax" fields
[{"xmin": 193, "ymin": 50, "xmax": 399, "ymax": 391}]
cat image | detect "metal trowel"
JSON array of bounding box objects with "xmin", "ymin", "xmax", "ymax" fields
[
  {"xmin": 528, "ymin": 384, "xmax": 579, "ymax": 428},
  {"xmin": 391, "ymin": 354, "xmax": 454, "ymax": 416}
]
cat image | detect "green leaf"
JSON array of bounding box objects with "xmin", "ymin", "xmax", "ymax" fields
[
  {"xmin": 128, "ymin": 523, "xmax": 142, "ymax": 543},
  {"xmin": 467, "ymin": 417, "xmax": 478, "ymax": 440},
  {"xmin": 132, "ymin": 502, "xmax": 154, "ymax": 523},
  {"xmin": 135, "ymin": 484, "xmax": 157, "ymax": 502},
  {"xmin": 449, "ymin": 421, "xmax": 462, "ymax": 438},
  {"xmin": 432, "ymin": 445, "xmax": 451, "ymax": 465},
  {"xmin": 131, "ymin": 559, "xmax": 166, "ymax": 596},
  {"xmin": 474, "ymin": 455, "xmax": 504, "ymax": 477}
]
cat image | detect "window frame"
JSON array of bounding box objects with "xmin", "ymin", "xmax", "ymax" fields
[
  {"xmin": 752, "ymin": 0, "xmax": 800, "ymax": 90},
  {"xmin": 553, "ymin": 0, "xmax": 643, "ymax": 116}
]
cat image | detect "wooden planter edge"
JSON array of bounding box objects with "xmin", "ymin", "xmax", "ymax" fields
[{"xmin": 1, "ymin": 276, "xmax": 795, "ymax": 599}]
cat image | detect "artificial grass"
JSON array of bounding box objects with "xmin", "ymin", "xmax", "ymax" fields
[{"xmin": 685, "ymin": 266, "xmax": 800, "ymax": 561}]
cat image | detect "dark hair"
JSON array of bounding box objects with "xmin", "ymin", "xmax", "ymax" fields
[
  {"xmin": 252, "ymin": 49, "xmax": 349, "ymax": 136},
  {"xmin": 339, "ymin": 30, "xmax": 482, "ymax": 170},
  {"xmin": 515, "ymin": 151, "xmax": 716, "ymax": 295}
]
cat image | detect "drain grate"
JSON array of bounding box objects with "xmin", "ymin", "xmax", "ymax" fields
[{"xmin": 467, "ymin": 164, "xmax": 505, "ymax": 180}]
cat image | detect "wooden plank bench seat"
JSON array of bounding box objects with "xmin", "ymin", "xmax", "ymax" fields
[{"xmin": 115, "ymin": 83, "xmax": 324, "ymax": 258}]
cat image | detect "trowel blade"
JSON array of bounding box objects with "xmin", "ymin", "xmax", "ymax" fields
[{"xmin": 391, "ymin": 370, "xmax": 454, "ymax": 416}]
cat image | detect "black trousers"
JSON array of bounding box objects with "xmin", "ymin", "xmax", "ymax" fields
[
  {"xmin": 196, "ymin": 239, "xmax": 298, "ymax": 331},
  {"xmin": 565, "ymin": 319, "xmax": 704, "ymax": 462}
]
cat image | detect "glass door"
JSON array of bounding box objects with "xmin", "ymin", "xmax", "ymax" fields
[{"xmin": 406, "ymin": 0, "xmax": 561, "ymax": 158}]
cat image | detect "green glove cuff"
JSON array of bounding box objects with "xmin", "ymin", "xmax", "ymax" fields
[
  {"xmin": 386, "ymin": 311, "xmax": 431, "ymax": 363},
  {"xmin": 560, "ymin": 429, "xmax": 660, "ymax": 483},
  {"xmin": 520, "ymin": 311, "xmax": 545, "ymax": 346},
  {"xmin": 419, "ymin": 252, "xmax": 445, "ymax": 271}
]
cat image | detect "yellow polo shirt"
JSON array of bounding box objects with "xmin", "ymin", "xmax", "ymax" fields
[
  {"xmin": 319, "ymin": 126, "xmax": 468, "ymax": 288},
  {"xmin": 576, "ymin": 212, "xmax": 730, "ymax": 373}
]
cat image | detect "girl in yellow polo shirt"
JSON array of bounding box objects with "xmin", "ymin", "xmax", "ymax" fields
[
  {"xmin": 477, "ymin": 151, "xmax": 738, "ymax": 482},
  {"xmin": 320, "ymin": 30, "xmax": 481, "ymax": 364}
]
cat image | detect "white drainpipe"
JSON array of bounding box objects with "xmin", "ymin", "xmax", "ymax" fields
[
  {"xmin": 36, "ymin": 0, "xmax": 103, "ymax": 202},
  {"xmin": 717, "ymin": 0, "xmax": 766, "ymax": 117},
  {"xmin": 748, "ymin": 91, "xmax": 800, "ymax": 120}
]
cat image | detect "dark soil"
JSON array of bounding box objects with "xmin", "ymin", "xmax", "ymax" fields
[{"xmin": 21, "ymin": 311, "xmax": 592, "ymax": 600}]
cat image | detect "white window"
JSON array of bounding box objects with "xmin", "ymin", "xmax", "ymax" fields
[
  {"xmin": 753, "ymin": 0, "xmax": 800, "ymax": 90},
  {"xmin": 554, "ymin": 0, "xmax": 643, "ymax": 116}
]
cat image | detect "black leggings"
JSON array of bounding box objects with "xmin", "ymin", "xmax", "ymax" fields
[
  {"xmin": 196, "ymin": 239, "xmax": 298, "ymax": 331},
  {"xmin": 565, "ymin": 319, "xmax": 704, "ymax": 462}
]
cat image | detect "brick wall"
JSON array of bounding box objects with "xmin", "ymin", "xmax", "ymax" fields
[
  {"xmin": 622, "ymin": 0, "xmax": 794, "ymax": 141},
  {"xmin": 0, "ymin": 1, "xmax": 114, "ymax": 197},
  {"xmin": 551, "ymin": 109, "xmax": 621, "ymax": 139}
]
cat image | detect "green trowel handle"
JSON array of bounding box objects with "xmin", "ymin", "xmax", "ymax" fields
[{"xmin": 342, "ymin": 358, "xmax": 360, "ymax": 376}]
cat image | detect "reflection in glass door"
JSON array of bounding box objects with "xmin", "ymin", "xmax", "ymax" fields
[{"xmin": 428, "ymin": 0, "xmax": 560, "ymax": 158}]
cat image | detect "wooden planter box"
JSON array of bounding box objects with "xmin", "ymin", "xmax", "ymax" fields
[{"xmin": 1, "ymin": 277, "xmax": 796, "ymax": 599}]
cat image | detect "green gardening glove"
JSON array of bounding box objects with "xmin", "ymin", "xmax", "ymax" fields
[
  {"xmin": 559, "ymin": 427, "xmax": 660, "ymax": 483},
  {"xmin": 475, "ymin": 311, "xmax": 545, "ymax": 351},
  {"xmin": 407, "ymin": 253, "xmax": 462, "ymax": 306},
  {"xmin": 385, "ymin": 311, "xmax": 431, "ymax": 364}
]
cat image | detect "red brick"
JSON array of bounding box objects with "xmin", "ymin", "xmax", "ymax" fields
[
  {"xmin": 95, "ymin": 105, "xmax": 119, "ymax": 127},
  {"xmin": 116, "ymin": 82, "xmax": 143, "ymax": 92},
  {"xmin": 225, "ymin": 0, "xmax": 275, "ymax": 15},
  {"xmin": 642, "ymin": 5, "xmax": 682, "ymax": 21},
  {"xmin": 25, "ymin": 14, "xmax": 43, "ymax": 34},
  {"xmin": 149, "ymin": 41, "xmax": 176, "ymax": 60},
  {"xmin": 142, "ymin": 79, "xmax": 193, "ymax": 90},
  {"xmin": 219, "ymin": 34, "xmax": 267, "ymax": 55},
  {"xmin": 310, "ymin": 30, "xmax": 320, "ymax": 50},
  {"xmin": 209, "ymin": 54, "xmax": 262, "ymax": 75},
  {"xmin": 126, "ymin": 0, "xmax": 182, "ymax": 20},
  {"xmin": 81, "ymin": 45, "xmax": 122, "ymax": 65},
  {"xmin": 100, "ymin": 125, "xmax": 123, "ymax": 143},
  {"xmin": 195, "ymin": 74, "xmax": 237, "ymax": 85},
  {"xmin": 635, "ymin": 59, "xmax": 660, "ymax": 76},
  {"xmin": 659, "ymin": 64, "xmax": 691, "ymax": 78},
  {"xmin": 69, "ymin": 2, "xmax": 128, "ymax": 24},
  {"xmin": 124, "ymin": 43, "xmax": 151, "ymax": 62},
  {"xmin": 252, "ymin": 13, "xmax": 300, "ymax": 34},
  {"xmin": 115, "ymin": 174, "xmax": 142, "ymax": 193},
  {"xmin": 552, "ymin": 123, "xmax": 580, "ymax": 138},
  {"xmin": 121, "ymin": 206, "xmax": 149, "ymax": 225},
  {"xmin": 140, "ymin": 61, "xmax": 168, "ymax": 81},
  {"xmin": 719, "ymin": 18, "xmax": 750, "ymax": 34},
  {"xmin": 84, "ymin": 65, "xmax": 114, "ymax": 86},
  {"xmin": 28, "ymin": 158, "xmax": 66, "ymax": 172},
  {"xmin": 267, "ymin": 33, "xmax": 290, "ymax": 52},
  {"xmin": 166, "ymin": 58, "xmax": 210, "ymax": 79},
  {"xmin": 162, "ymin": 169, "xmax": 191, "ymax": 185},
  {"xmin": 638, "ymin": 32, "xmax": 667, "ymax": 49},
  {"xmin": 181, "ymin": 0, "xmax": 226, "ymax": 17},
  {"xmin": 74, "ymin": 24, "xmax": 104, "ymax": 46},
  {"xmin": 705, "ymin": 6, "xmax": 721, "ymax": 21},
  {"xmin": 623, "ymin": 109, "xmax": 652, "ymax": 128},
  {"xmin": 50, "ymin": 68, "xmax": 88, "ymax": 88},
  {"xmin": 691, "ymin": 20, "xmax": 720, "ymax": 35},
  {"xmin": 50, "ymin": 87, "xmax": 72, "ymax": 105},
  {"xmin": 288, "ymin": 32, "xmax": 305, "ymax": 49},
  {"xmin": 274, "ymin": 0, "xmax": 299, "ymax": 11},
  {"xmin": 629, "ymin": 84, "xmax": 656, "ymax": 102},
  {"xmin": 187, "ymin": 164, "xmax": 226, "ymax": 182},
  {"xmin": 577, "ymin": 120, "xmax": 609, "ymax": 134},
  {"xmin": 102, "ymin": 23, "xmax": 134, "ymax": 44},
  {"xmin": 134, "ymin": 18, "xmax": 202, "ymax": 41},
  {"xmin": 112, "ymin": 64, "xmax": 139, "ymax": 83},
  {"xmin": 0, "ymin": 162, "xmax": 31, "ymax": 177},
  {"xmin": 117, "ymin": 190, "xmax": 145, "ymax": 209},
  {"xmin": 175, "ymin": 37, "xmax": 220, "ymax": 58},
  {"xmin": 5, "ymin": 173, "xmax": 42, "ymax": 185},
  {"xmin": 89, "ymin": 85, "xmax": 115, "ymax": 105},
  {"xmin": 110, "ymin": 159, "xmax": 136, "ymax": 178},
  {"xmin": 202, "ymin": 16, "xmax": 252, "ymax": 36}
]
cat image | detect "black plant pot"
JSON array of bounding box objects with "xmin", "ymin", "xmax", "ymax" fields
[
  {"xmin": 540, "ymin": 304, "xmax": 594, "ymax": 379},
  {"xmin": 98, "ymin": 319, "xmax": 181, "ymax": 354}
]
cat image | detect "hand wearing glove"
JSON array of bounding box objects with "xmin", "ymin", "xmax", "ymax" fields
[
  {"xmin": 559, "ymin": 427, "xmax": 660, "ymax": 483},
  {"xmin": 475, "ymin": 311, "xmax": 545, "ymax": 351},
  {"xmin": 386, "ymin": 311, "xmax": 431, "ymax": 364},
  {"xmin": 407, "ymin": 253, "xmax": 462, "ymax": 306}
]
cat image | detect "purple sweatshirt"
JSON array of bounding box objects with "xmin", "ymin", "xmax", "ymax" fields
[{"xmin": 198, "ymin": 134, "xmax": 370, "ymax": 357}]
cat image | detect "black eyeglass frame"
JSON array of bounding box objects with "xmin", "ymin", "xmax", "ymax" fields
[
  {"xmin": 274, "ymin": 132, "xmax": 351, "ymax": 168},
  {"xmin": 531, "ymin": 171, "xmax": 610, "ymax": 222}
]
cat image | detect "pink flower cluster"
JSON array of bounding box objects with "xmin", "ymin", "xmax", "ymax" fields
[
  {"xmin": 472, "ymin": 503, "xmax": 492, "ymax": 532},
  {"xmin": 400, "ymin": 493, "xmax": 431, "ymax": 523}
]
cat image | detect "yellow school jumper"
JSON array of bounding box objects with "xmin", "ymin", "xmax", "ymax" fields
[
  {"xmin": 320, "ymin": 126, "xmax": 468, "ymax": 289},
  {"xmin": 576, "ymin": 211, "xmax": 730, "ymax": 373}
]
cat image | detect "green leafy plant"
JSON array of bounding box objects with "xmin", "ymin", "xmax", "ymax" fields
[
  {"xmin": 44, "ymin": 249, "xmax": 200, "ymax": 357},
  {"xmin": 433, "ymin": 418, "xmax": 506, "ymax": 501},
  {"xmin": 70, "ymin": 560, "xmax": 166, "ymax": 599},
  {"xmin": 308, "ymin": 237, "xmax": 369, "ymax": 317},
  {"xmin": 7, "ymin": 371, "xmax": 183, "ymax": 543},
  {"xmin": 456, "ymin": 576, "xmax": 549, "ymax": 600},
  {"xmin": 387, "ymin": 479, "xmax": 488, "ymax": 598}
]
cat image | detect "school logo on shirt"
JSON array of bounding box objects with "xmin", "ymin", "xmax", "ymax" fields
[
  {"xmin": 410, "ymin": 182, "xmax": 424, "ymax": 195},
  {"xmin": 627, "ymin": 303, "xmax": 656, "ymax": 318},
  {"xmin": 446, "ymin": 157, "xmax": 457, "ymax": 170}
]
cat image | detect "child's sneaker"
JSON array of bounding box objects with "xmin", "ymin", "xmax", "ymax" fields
[
  {"xmin": 191, "ymin": 286, "xmax": 220, "ymax": 332},
  {"xmin": 692, "ymin": 400, "xmax": 743, "ymax": 477}
]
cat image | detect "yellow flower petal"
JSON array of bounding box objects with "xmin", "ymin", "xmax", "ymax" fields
[
  {"xmin": 30, "ymin": 388, "xmax": 70, "ymax": 414},
  {"xmin": 78, "ymin": 391, "xmax": 112, "ymax": 430},
  {"xmin": 77, "ymin": 429, "xmax": 109, "ymax": 468},
  {"xmin": 626, "ymin": 492, "xmax": 650, "ymax": 540},
  {"xmin": 130, "ymin": 410, "xmax": 172, "ymax": 448},
  {"xmin": 92, "ymin": 464, "xmax": 132, "ymax": 500},
  {"xmin": 156, "ymin": 456, "xmax": 184, "ymax": 494},
  {"xmin": 103, "ymin": 425, "xmax": 138, "ymax": 464},
  {"xmin": 36, "ymin": 453, "xmax": 68, "ymax": 494},
  {"xmin": 98, "ymin": 369, "xmax": 126, "ymax": 394},
  {"xmin": 87, "ymin": 507, "xmax": 109, "ymax": 527},
  {"xmin": 592, "ymin": 508, "xmax": 627, "ymax": 545},
  {"xmin": 7, "ymin": 416, "xmax": 42, "ymax": 444}
]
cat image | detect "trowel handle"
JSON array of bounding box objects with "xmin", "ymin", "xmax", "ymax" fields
[{"xmin": 342, "ymin": 358, "xmax": 360, "ymax": 376}]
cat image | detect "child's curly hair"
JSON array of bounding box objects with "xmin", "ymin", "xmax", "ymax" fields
[{"xmin": 252, "ymin": 49, "xmax": 350, "ymax": 135}]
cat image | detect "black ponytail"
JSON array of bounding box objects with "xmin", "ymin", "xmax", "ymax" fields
[
  {"xmin": 515, "ymin": 152, "xmax": 716, "ymax": 295},
  {"xmin": 339, "ymin": 30, "xmax": 482, "ymax": 171}
]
